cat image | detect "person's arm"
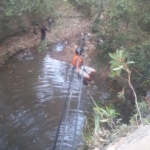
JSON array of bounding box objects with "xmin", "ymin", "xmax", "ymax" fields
[
  {"xmin": 44, "ymin": 27, "xmax": 49, "ymax": 32},
  {"xmin": 76, "ymin": 61, "xmax": 80, "ymax": 72}
]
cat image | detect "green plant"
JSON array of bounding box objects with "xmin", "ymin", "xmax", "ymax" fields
[
  {"xmin": 82, "ymin": 95, "xmax": 121, "ymax": 149},
  {"xmin": 90, "ymin": 94, "xmax": 120, "ymax": 129},
  {"xmin": 93, "ymin": 112, "xmax": 101, "ymax": 134},
  {"xmin": 94, "ymin": 106, "xmax": 119, "ymax": 129},
  {"xmin": 143, "ymin": 118, "xmax": 150, "ymax": 125},
  {"xmin": 138, "ymin": 101, "xmax": 148, "ymax": 115},
  {"xmin": 37, "ymin": 41, "xmax": 48, "ymax": 52},
  {"xmin": 109, "ymin": 48, "xmax": 143, "ymax": 123}
]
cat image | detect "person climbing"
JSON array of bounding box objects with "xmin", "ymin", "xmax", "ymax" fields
[
  {"xmin": 72, "ymin": 46, "xmax": 96, "ymax": 86},
  {"xmin": 47, "ymin": 16, "xmax": 53, "ymax": 31},
  {"xmin": 40, "ymin": 25, "xmax": 49, "ymax": 41},
  {"xmin": 33, "ymin": 23, "xmax": 38, "ymax": 40}
]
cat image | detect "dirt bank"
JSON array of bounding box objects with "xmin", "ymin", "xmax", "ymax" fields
[
  {"xmin": 0, "ymin": 2, "xmax": 97, "ymax": 67},
  {"xmin": 0, "ymin": 2, "xmax": 111, "ymax": 93}
]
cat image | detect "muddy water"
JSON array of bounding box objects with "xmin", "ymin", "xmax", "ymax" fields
[{"xmin": 0, "ymin": 50, "xmax": 108, "ymax": 150}]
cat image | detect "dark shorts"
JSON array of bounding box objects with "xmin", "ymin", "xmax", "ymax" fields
[
  {"xmin": 41, "ymin": 34, "xmax": 46, "ymax": 40},
  {"xmin": 76, "ymin": 66, "xmax": 95, "ymax": 79}
]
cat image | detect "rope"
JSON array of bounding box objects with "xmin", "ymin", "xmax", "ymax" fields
[
  {"xmin": 72, "ymin": 68, "xmax": 84, "ymax": 149},
  {"xmin": 59, "ymin": 56, "xmax": 84, "ymax": 150},
  {"xmin": 72, "ymin": 56, "xmax": 85, "ymax": 149},
  {"xmin": 52, "ymin": 67, "xmax": 75, "ymax": 150},
  {"xmin": 59, "ymin": 69, "xmax": 75, "ymax": 149},
  {"xmin": 53, "ymin": 33, "xmax": 88, "ymax": 149}
]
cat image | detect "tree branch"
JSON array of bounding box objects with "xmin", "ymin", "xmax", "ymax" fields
[{"xmin": 127, "ymin": 70, "xmax": 143, "ymax": 124}]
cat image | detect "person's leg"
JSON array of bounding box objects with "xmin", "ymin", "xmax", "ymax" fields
[
  {"xmin": 81, "ymin": 66, "xmax": 96, "ymax": 80},
  {"xmin": 82, "ymin": 66, "xmax": 96, "ymax": 75},
  {"xmin": 41, "ymin": 35, "xmax": 44, "ymax": 41},
  {"xmin": 77, "ymin": 68, "xmax": 91, "ymax": 86},
  {"xmin": 43, "ymin": 34, "xmax": 46, "ymax": 41},
  {"xmin": 48, "ymin": 23, "xmax": 51, "ymax": 31},
  {"xmin": 83, "ymin": 79, "xmax": 89, "ymax": 86},
  {"xmin": 78, "ymin": 68, "xmax": 91, "ymax": 80}
]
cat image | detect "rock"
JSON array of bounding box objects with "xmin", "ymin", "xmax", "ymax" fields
[{"xmin": 106, "ymin": 125, "xmax": 150, "ymax": 150}]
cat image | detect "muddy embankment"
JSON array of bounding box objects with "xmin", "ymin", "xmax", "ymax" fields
[{"xmin": 0, "ymin": 2, "xmax": 100, "ymax": 71}]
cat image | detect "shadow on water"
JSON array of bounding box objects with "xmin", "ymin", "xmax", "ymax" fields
[{"xmin": 0, "ymin": 47, "xmax": 110, "ymax": 150}]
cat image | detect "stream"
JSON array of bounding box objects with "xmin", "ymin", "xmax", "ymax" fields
[{"xmin": 0, "ymin": 46, "xmax": 111, "ymax": 150}]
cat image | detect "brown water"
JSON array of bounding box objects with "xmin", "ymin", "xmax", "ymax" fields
[{"xmin": 0, "ymin": 49, "xmax": 110, "ymax": 150}]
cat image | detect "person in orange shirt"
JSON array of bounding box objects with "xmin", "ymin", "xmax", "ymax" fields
[{"xmin": 72, "ymin": 47, "xmax": 96, "ymax": 85}]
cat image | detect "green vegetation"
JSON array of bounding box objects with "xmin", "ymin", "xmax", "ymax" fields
[
  {"xmin": 93, "ymin": 0, "xmax": 150, "ymax": 72},
  {"xmin": 1, "ymin": 0, "xmax": 150, "ymax": 149},
  {"xmin": 81, "ymin": 96, "xmax": 120, "ymax": 149},
  {"xmin": 79, "ymin": 0, "xmax": 150, "ymax": 148},
  {"xmin": 109, "ymin": 48, "xmax": 143, "ymax": 123},
  {"xmin": 37, "ymin": 41, "xmax": 49, "ymax": 52},
  {"xmin": 0, "ymin": 0, "xmax": 55, "ymax": 42},
  {"xmin": 81, "ymin": 97, "xmax": 150, "ymax": 149}
]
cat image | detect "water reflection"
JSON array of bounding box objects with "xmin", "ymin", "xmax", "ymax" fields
[
  {"xmin": 15, "ymin": 49, "xmax": 33, "ymax": 61},
  {"xmin": 0, "ymin": 52, "xmax": 104, "ymax": 150},
  {"xmin": 53, "ymin": 41, "xmax": 68, "ymax": 52}
]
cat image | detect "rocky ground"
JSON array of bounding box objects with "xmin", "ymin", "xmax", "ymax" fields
[{"xmin": 106, "ymin": 125, "xmax": 150, "ymax": 150}]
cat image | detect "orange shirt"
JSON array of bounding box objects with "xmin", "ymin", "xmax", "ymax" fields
[{"xmin": 72, "ymin": 54, "xmax": 82, "ymax": 68}]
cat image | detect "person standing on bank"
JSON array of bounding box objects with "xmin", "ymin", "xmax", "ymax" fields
[
  {"xmin": 40, "ymin": 25, "xmax": 49, "ymax": 41},
  {"xmin": 72, "ymin": 46, "xmax": 96, "ymax": 86},
  {"xmin": 47, "ymin": 16, "xmax": 53, "ymax": 32}
]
